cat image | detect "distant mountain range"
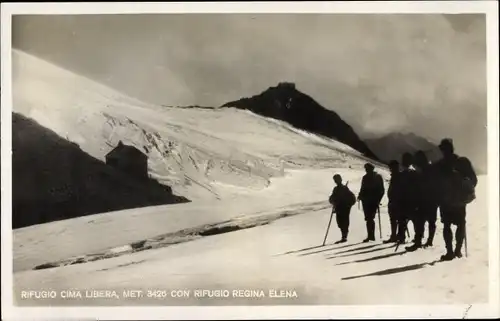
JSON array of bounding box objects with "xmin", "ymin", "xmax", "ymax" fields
[
  {"xmin": 364, "ymin": 132, "xmax": 441, "ymax": 164},
  {"xmin": 222, "ymin": 82, "xmax": 379, "ymax": 161}
]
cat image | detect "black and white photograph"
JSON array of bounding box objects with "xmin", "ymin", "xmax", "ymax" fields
[{"xmin": 1, "ymin": 1, "xmax": 499, "ymax": 320}]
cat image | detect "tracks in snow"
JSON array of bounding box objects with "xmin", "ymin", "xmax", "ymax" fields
[{"xmin": 33, "ymin": 201, "xmax": 331, "ymax": 271}]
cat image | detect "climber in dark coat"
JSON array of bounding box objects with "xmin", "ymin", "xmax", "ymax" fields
[
  {"xmin": 329, "ymin": 174, "xmax": 356, "ymax": 243},
  {"xmin": 434, "ymin": 138, "xmax": 477, "ymax": 261},
  {"xmin": 357, "ymin": 163, "xmax": 385, "ymax": 243},
  {"xmin": 406, "ymin": 150, "xmax": 440, "ymax": 251},
  {"xmin": 383, "ymin": 160, "xmax": 402, "ymax": 243},
  {"xmin": 397, "ymin": 152, "xmax": 419, "ymax": 246}
]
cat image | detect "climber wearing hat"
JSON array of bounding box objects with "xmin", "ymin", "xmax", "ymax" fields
[
  {"xmin": 434, "ymin": 138, "xmax": 477, "ymax": 261},
  {"xmin": 357, "ymin": 163, "xmax": 385, "ymax": 242}
]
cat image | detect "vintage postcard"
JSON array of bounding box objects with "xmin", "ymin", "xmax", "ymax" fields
[{"xmin": 1, "ymin": 1, "xmax": 499, "ymax": 320}]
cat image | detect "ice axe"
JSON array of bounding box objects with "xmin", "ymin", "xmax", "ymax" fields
[
  {"xmin": 322, "ymin": 207, "xmax": 335, "ymax": 246},
  {"xmin": 464, "ymin": 224, "xmax": 468, "ymax": 258},
  {"xmin": 377, "ymin": 205, "xmax": 382, "ymax": 239}
]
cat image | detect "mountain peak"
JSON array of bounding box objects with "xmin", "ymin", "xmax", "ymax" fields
[
  {"xmin": 365, "ymin": 132, "xmax": 440, "ymax": 164},
  {"xmin": 221, "ymin": 85, "xmax": 378, "ymax": 160},
  {"xmin": 271, "ymin": 81, "xmax": 297, "ymax": 91}
]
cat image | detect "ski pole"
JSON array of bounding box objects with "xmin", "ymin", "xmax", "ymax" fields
[
  {"xmin": 395, "ymin": 238, "xmax": 401, "ymax": 252},
  {"xmin": 464, "ymin": 224, "xmax": 468, "ymax": 258},
  {"xmin": 377, "ymin": 205, "xmax": 382, "ymax": 239},
  {"xmin": 322, "ymin": 208, "xmax": 335, "ymax": 246}
]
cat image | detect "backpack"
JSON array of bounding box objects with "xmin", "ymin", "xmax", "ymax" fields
[
  {"xmin": 330, "ymin": 183, "xmax": 356, "ymax": 208},
  {"xmin": 461, "ymin": 176, "xmax": 476, "ymax": 204},
  {"xmin": 441, "ymin": 157, "xmax": 477, "ymax": 206},
  {"xmin": 344, "ymin": 186, "xmax": 357, "ymax": 207},
  {"xmin": 453, "ymin": 170, "xmax": 476, "ymax": 204}
]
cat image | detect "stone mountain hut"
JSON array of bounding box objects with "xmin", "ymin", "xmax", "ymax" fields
[{"xmin": 105, "ymin": 141, "xmax": 148, "ymax": 180}]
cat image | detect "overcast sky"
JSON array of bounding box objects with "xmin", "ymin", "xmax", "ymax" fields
[{"xmin": 12, "ymin": 14, "xmax": 487, "ymax": 170}]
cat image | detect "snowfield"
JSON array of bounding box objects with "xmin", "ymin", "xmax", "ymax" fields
[
  {"xmin": 13, "ymin": 168, "xmax": 363, "ymax": 272},
  {"xmin": 10, "ymin": 49, "xmax": 490, "ymax": 308},
  {"xmin": 13, "ymin": 171, "xmax": 488, "ymax": 306}
]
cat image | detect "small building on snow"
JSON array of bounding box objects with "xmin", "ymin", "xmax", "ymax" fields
[{"xmin": 105, "ymin": 141, "xmax": 148, "ymax": 180}]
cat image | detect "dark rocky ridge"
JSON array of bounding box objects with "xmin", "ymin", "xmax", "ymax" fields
[
  {"xmin": 12, "ymin": 112, "xmax": 189, "ymax": 229},
  {"xmin": 221, "ymin": 83, "xmax": 378, "ymax": 161}
]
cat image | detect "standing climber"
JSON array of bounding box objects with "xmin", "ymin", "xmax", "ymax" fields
[
  {"xmin": 329, "ymin": 174, "xmax": 356, "ymax": 243},
  {"xmin": 358, "ymin": 163, "xmax": 385, "ymax": 243},
  {"xmin": 397, "ymin": 152, "xmax": 419, "ymax": 246},
  {"xmin": 405, "ymin": 151, "xmax": 437, "ymax": 251},
  {"xmin": 409, "ymin": 151, "xmax": 440, "ymax": 250},
  {"xmin": 434, "ymin": 138, "xmax": 477, "ymax": 261},
  {"xmin": 383, "ymin": 160, "xmax": 402, "ymax": 243}
]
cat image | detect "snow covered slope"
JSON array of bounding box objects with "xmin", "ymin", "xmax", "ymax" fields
[
  {"xmin": 13, "ymin": 49, "xmax": 376, "ymax": 202},
  {"xmin": 13, "ymin": 167, "xmax": 368, "ymax": 272},
  {"xmin": 13, "ymin": 173, "xmax": 488, "ymax": 305}
]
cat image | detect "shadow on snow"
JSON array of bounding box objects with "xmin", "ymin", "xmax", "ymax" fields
[
  {"xmin": 341, "ymin": 260, "xmax": 441, "ymax": 281},
  {"xmin": 327, "ymin": 244, "xmax": 396, "ymax": 259},
  {"xmin": 275, "ymin": 241, "xmax": 366, "ymax": 257},
  {"xmin": 335, "ymin": 251, "xmax": 407, "ymax": 266},
  {"xmin": 274, "ymin": 242, "xmax": 362, "ymax": 256}
]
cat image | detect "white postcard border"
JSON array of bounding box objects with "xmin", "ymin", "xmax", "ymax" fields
[{"xmin": 1, "ymin": 1, "xmax": 499, "ymax": 320}]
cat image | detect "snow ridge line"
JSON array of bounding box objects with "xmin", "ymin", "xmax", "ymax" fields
[
  {"xmin": 237, "ymin": 108, "xmax": 387, "ymax": 168},
  {"xmin": 33, "ymin": 201, "xmax": 331, "ymax": 271}
]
